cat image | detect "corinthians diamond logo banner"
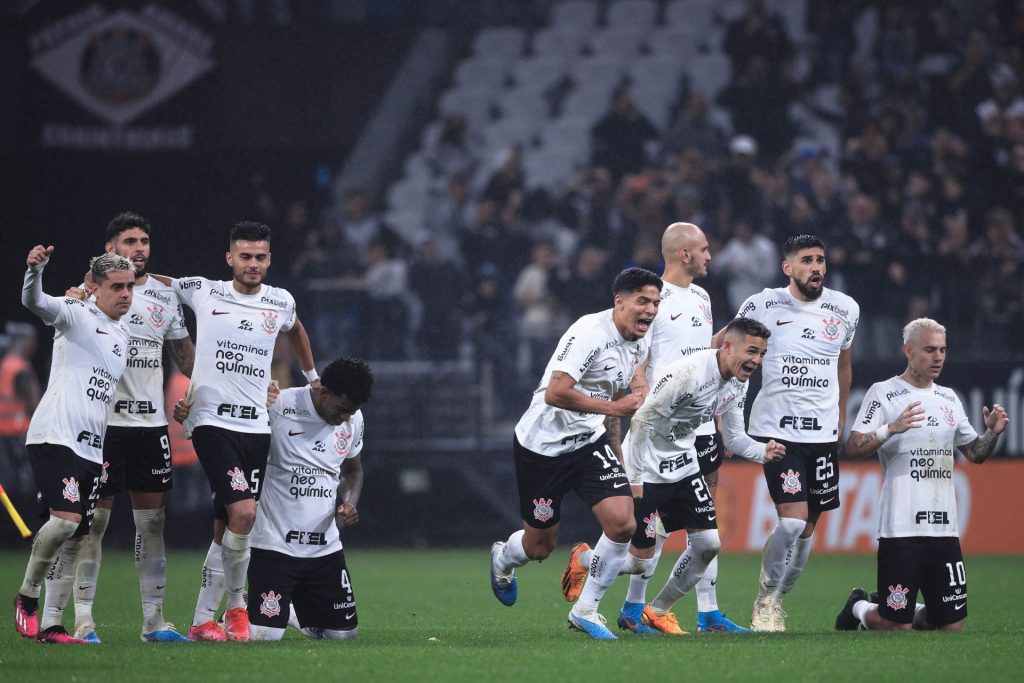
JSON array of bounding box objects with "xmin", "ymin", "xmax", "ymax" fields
[{"xmin": 28, "ymin": 3, "xmax": 215, "ymax": 150}]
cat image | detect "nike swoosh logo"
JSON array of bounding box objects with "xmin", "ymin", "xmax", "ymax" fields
[
  {"xmin": 708, "ymin": 514, "xmax": 716, "ymax": 520},
  {"xmin": 709, "ymin": 453, "xmax": 719, "ymax": 462},
  {"xmin": 78, "ymin": 585, "xmax": 90, "ymax": 591},
  {"xmin": 670, "ymin": 313, "xmax": 683, "ymax": 320},
  {"xmin": 288, "ymin": 430, "xmax": 305, "ymax": 436},
  {"xmin": 613, "ymin": 482, "xmax": 629, "ymax": 488},
  {"xmin": 345, "ymin": 614, "xmax": 355, "ymax": 620},
  {"xmin": 775, "ymin": 320, "xmax": 794, "ymax": 326},
  {"xmin": 820, "ymin": 497, "xmax": 836, "ymax": 505},
  {"xmin": 161, "ymin": 477, "xmax": 171, "ymax": 484},
  {"xmin": 603, "ymin": 364, "xmax": 616, "ymax": 371},
  {"xmin": 212, "ymin": 310, "xmax": 230, "ymax": 315},
  {"xmin": 156, "ymin": 585, "xmax": 166, "ymax": 590},
  {"xmin": 954, "ymin": 602, "xmax": 966, "ymax": 610},
  {"xmin": 95, "ymin": 328, "xmax": 108, "ymax": 335}
]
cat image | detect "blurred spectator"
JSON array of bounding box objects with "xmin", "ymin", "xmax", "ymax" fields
[
  {"xmin": 428, "ymin": 114, "xmax": 481, "ymax": 180},
  {"xmin": 513, "ymin": 240, "xmax": 564, "ymax": 382},
  {"xmin": 364, "ymin": 238, "xmax": 411, "ymax": 358},
  {"xmin": 463, "ymin": 263, "xmax": 519, "ymax": 415},
  {"xmin": 425, "ymin": 173, "xmax": 474, "ymax": 266},
  {"xmin": 722, "ymin": 0, "xmax": 794, "ymax": 76},
  {"xmin": 482, "ymin": 147, "xmax": 525, "ymax": 208},
  {"xmin": 967, "ymin": 208, "xmax": 1024, "ymax": 349},
  {"xmin": 337, "ymin": 187, "xmax": 395, "ymax": 268},
  {"xmin": 591, "ymin": 85, "xmax": 660, "ymax": 183},
  {"xmin": 0, "ymin": 323, "xmax": 41, "ymax": 497},
  {"xmin": 718, "ymin": 57, "xmax": 799, "ymax": 161},
  {"xmin": 663, "ymin": 92, "xmax": 728, "ymax": 160},
  {"xmin": 559, "ymin": 245, "xmax": 612, "ymax": 322},
  {"xmin": 409, "ymin": 240, "xmax": 467, "ymax": 360},
  {"xmin": 713, "ymin": 218, "xmax": 780, "ymax": 311}
]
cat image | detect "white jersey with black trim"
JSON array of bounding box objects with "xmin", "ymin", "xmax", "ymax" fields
[
  {"xmin": 172, "ymin": 277, "xmax": 295, "ymax": 435},
  {"xmin": 853, "ymin": 377, "xmax": 977, "ymax": 538},
  {"xmin": 251, "ymin": 387, "xmax": 364, "ymax": 557},
  {"xmin": 626, "ymin": 349, "xmax": 767, "ymax": 484},
  {"xmin": 23, "ymin": 268, "xmax": 131, "ymax": 464},
  {"xmin": 108, "ymin": 277, "xmax": 188, "ymax": 427},
  {"xmin": 646, "ymin": 280, "xmax": 715, "ymax": 437},
  {"xmin": 736, "ymin": 286, "xmax": 859, "ymax": 443},
  {"xmin": 515, "ymin": 310, "xmax": 649, "ymax": 456}
]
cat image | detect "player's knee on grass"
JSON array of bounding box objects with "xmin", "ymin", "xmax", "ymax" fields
[
  {"xmin": 322, "ymin": 627, "xmax": 358, "ymax": 640},
  {"xmin": 250, "ymin": 625, "xmax": 286, "ymax": 641}
]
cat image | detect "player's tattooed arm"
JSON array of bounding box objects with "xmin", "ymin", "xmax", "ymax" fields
[
  {"xmin": 545, "ymin": 371, "xmax": 642, "ymax": 417},
  {"xmin": 168, "ymin": 336, "xmax": 196, "ymax": 377},
  {"xmin": 629, "ymin": 361, "xmax": 649, "ymax": 403},
  {"xmin": 961, "ymin": 404, "xmax": 1008, "ymax": 463},
  {"xmin": 846, "ymin": 401, "xmax": 925, "ymax": 458}
]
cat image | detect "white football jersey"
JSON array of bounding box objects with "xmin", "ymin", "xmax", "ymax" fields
[
  {"xmin": 645, "ymin": 280, "xmax": 715, "ymax": 437},
  {"xmin": 853, "ymin": 377, "xmax": 977, "ymax": 538},
  {"xmin": 251, "ymin": 387, "xmax": 364, "ymax": 557},
  {"xmin": 108, "ymin": 277, "xmax": 188, "ymax": 427},
  {"xmin": 172, "ymin": 277, "xmax": 295, "ymax": 435},
  {"xmin": 515, "ymin": 310, "xmax": 649, "ymax": 456},
  {"xmin": 737, "ymin": 286, "xmax": 859, "ymax": 442},
  {"xmin": 26, "ymin": 292, "xmax": 131, "ymax": 464},
  {"xmin": 626, "ymin": 349, "xmax": 766, "ymax": 484}
]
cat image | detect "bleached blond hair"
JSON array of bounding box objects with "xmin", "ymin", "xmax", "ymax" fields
[
  {"xmin": 902, "ymin": 318, "xmax": 946, "ymax": 345},
  {"xmin": 89, "ymin": 253, "xmax": 135, "ymax": 283}
]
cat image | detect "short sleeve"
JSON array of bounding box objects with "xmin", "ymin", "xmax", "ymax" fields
[
  {"xmin": 349, "ymin": 412, "xmax": 365, "ymax": 459},
  {"xmin": 165, "ymin": 300, "xmax": 189, "ymax": 340},
  {"xmin": 952, "ymin": 395, "xmax": 979, "ymax": 448},
  {"xmin": 172, "ymin": 277, "xmax": 209, "ymax": 309},
  {"xmin": 549, "ymin": 324, "xmax": 602, "ymax": 382},
  {"xmin": 852, "ymin": 383, "xmax": 885, "ymax": 431},
  {"xmin": 736, "ymin": 293, "xmax": 762, "ymax": 321}
]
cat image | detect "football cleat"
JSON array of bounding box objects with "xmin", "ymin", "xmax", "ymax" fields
[
  {"xmin": 642, "ymin": 605, "xmax": 688, "ymax": 635},
  {"xmin": 835, "ymin": 587, "xmax": 868, "ymax": 631},
  {"xmin": 188, "ymin": 620, "xmax": 228, "ymax": 642},
  {"xmin": 869, "ymin": 591, "xmax": 880, "ymax": 604},
  {"xmin": 697, "ymin": 609, "xmax": 750, "ymax": 633},
  {"xmin": 223, "ymin": 607, "xmax": 251, "ymax": 641},
  {"xmin": 617, "ymin": 601, "xmax": 657, "ymax": 634},
  {"xmin": 560, "ymin": 542, "xmax": 590, "ymax": 602},
  {"xmin": 489, "ymin": 542, "xmax": 518, "ymax": 606},
  {"xmin": 142, "ymin": 623, "xmax": 192, "ymax": 642},
  {"xmin": 773, "ymin": 603, "xmax": 788, "ymax": 632},
  {"xmin": 750, "ymin": 597, "xmax": 778, "ymax": 632},
  {"xmin": 73, "ymin": 625, "xmax": 102, "ymax": 644},
  {"xmin": 567, "ymin": 610, "xmax": 617, "ymax": 640},
  {"xmin": 14, "ymin": 593, "xmax": 39, "ymax": 639},
  {"xmin": 36, "ymin": 625, "xmax": 87, "ymax": 644}
]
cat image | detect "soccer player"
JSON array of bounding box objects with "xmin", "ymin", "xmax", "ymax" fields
[
  {"xmin": 716, "ymin": 234, "xmax": 859, "ymax": 632},
  {"xmin": 46, "ymin": 213, "xmax": 196, "ymax": 644},
  {"xmin": 565, "ymin": 318, "xmax": 785, "ymax": 636},
  {"xmin": 612, "ymin": 221, "xmax": 749, "ymax": 633},
  {"xmin": 154, "ymin": 221, "xmax": 317, "ymax": 642},
  {"xmin": 14, "ymin": 246, "xmax": 134, "ymax": 644},
  {"xmin": 835, "ymin": 318, "xmax": 1008, "ymax": 632},
  {"xmin": 248, "ymin": 357, "xmax": 369, "ymax": 640},
  {"xmin": 489, "ymin": 267, "xmax": 661, "ymax": 640}
]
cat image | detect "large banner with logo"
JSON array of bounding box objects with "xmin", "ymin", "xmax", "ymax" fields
[
  {"xmin": 666, "ymin": 460, "xmax": 1024, "ymax": 555},
  {"xmin": 24, "ymin": 3, "xmax": 216, "ymax": 151}
]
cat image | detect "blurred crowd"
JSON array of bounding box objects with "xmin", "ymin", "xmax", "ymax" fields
[{"xmin": 243, "ymin": 1, "xmax": 1024, "ymax": 401}]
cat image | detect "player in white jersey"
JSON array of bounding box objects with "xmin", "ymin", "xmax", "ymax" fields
[
  {"xmin": 14, "ymin": 247, "xmax": 134, "ymax": 645},
  {"xmin": 153, "ymin": 221, "xmax": 317, "ymax": 642},
  {"xmin": 835, "ymin": 319, "xmax": 1007, "ymax": 632},
  {"xmin": 44, "ymin": 213, "xmax": 196, "ymax": 644},
  {"xmin": 604, "ymin": 222, "xmax": 748, "ymax": 633},
  {"xmin": 489, "ymin": 268, "xmax": 662, "ymax": 640},
  {"xmin": 565, "ymin": 318, "xmax": 786, "ymax": 636},
  {"xmin": 715, "ymin": 234, "xmax": 860, "ymax": 632},
  {"xmin": 247, "ymin": 357, "xmax": 371, "ymax": 640}
]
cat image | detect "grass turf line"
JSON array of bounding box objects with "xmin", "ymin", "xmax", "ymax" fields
[{"xmin": 1, "ymin": 549, "xmax": 1022, "ymax": 682}]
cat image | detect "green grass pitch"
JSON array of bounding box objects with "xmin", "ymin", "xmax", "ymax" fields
[{"xmin": 1, "ymin": 548, "xmax": 1022, "ymax": 682}]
